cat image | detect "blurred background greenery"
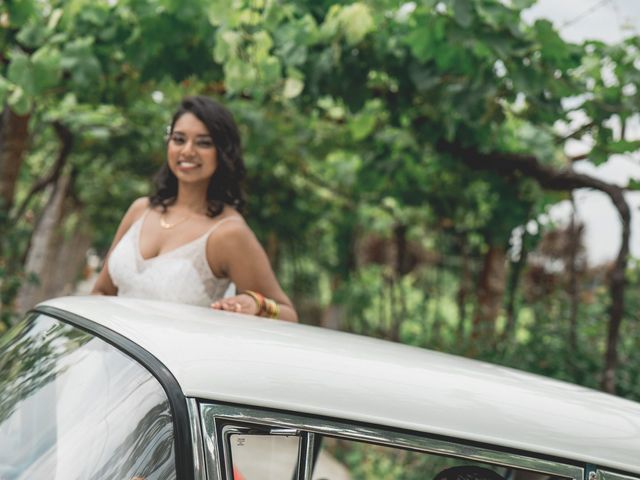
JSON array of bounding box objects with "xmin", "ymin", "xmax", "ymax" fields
[{"xmin": 1, "ymin": 0, "xmax": 639, "ymax": 403}]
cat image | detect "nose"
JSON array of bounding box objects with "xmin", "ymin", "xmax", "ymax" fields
[{"xmin": 181, "ymin": 139, "xmax": 196, "ymax": 156}]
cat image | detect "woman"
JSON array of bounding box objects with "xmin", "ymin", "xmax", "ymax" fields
[{"xmin": 92, "ymin": 96, "xmax": 298, "ymax": 322}]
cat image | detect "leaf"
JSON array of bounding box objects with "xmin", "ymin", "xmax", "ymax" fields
[
  {"xmin": 534, "ymin": 19, "xmax": 573, "ymax": 66},
  {"xmin": 350, "ymin": 112, "xmax": 377, "ymax": 140},
  {"xmin": 452, "ymin": 0, "xmax": 474, "ymax": 28},
  {"xmin": 251, "ymin": 30, "xmax": 274, "ymax": 62},
  {"xmin": 16, "ymin": 18, "xmax": 48, "ymax": 48},
  {"xmin": 627, "ymin": 179, "xmax": 640, "ymax": 191},
  {"xmin": 257, "ymin": 56, "xmax": 282, "ymax": 88},
  {"xmin": 47, "ymin": 8, "xmax": 64, "ymax": 30},
  {"xmin": 6, "ymin": 0, "xmax": 38, "ymax": 27},
  {"xmin": 339, "ymin": 3, "xmax": 375, "ymax": 46},
  {"xmin": 31, "ymin": 46, "xmax": 62, "ymax": 92},
  {"xmin": 608, "ymin": 140, "xmax": 640, "ymax": 154},
  {"xmin": 214, "ymin": 29, "xmax": 241, "ymax": 63},
  {"xmin": 8, "ymin": 86, "xmax": 32, "ymax": 115},
  {"xmin": 475, "ymin": 3, "xmax": 501, "ymax": 29},
  {"xmin": 7, "ymin": 52, "xmax": 34, "ymax": 96},
  {"xmin": 405, "ymin": 15, "xmax": 445, "ymax": 63},
  {"xmin": 60, "ymin": 38, "xmax": 103, "ymax": 90},
  {"xmin": 0, "ymin": 76, "xmax": 12, "ymax": 105},
  {"xmin": 588, "ymin": 147, "xmax": 608, "ymax": 165},
  {"xmin": 224, "ymin": 58, "xmax": 257, "ymax": 94},
  {"xmin": 283, "ymin": 77, "xmax": 304, "ymax": 99},
  {"xmin": 208, "ymin": 2, "xmax": 235, "ymax": 27}
]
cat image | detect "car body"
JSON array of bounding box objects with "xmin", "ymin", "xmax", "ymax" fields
[{"xmin": 1, "ymin": 295, "xmax": 639, "ymax": 480}]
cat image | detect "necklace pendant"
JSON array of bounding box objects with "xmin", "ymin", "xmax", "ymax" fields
[
  {"xmin": 159, "ymin": 212, "xmax": 191, "ymax": 229},
  {"xmin": 160, "ymin": 216, "xmax": 174, "ymax": 229}
]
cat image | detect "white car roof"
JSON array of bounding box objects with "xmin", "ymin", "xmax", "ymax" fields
[{"xmin": 39, "ymin": 296, "xmax": 640, "ymax": 474}]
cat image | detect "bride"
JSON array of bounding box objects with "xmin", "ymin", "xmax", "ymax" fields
[{"xmin": 92, "ymin": 96, "xmax": 297, "ymax": 322}]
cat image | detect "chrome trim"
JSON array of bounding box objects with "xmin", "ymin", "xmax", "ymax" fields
[
  {"xmin": 187, "ymin": 398, "xmax": 207, "ymax": 480},
  {"xmin": 220, "ymin": 425, "xmax": 250, "ymax": 480},
  {"xmin": 599, "ymin": 471, "xmax": 639, "ymax": 480},
  {"xmin": 200, "ymin": 403, "xmax": 223, "ymax": 480},
  {"xmin": 200, "ymin": 403, "xmax": 584, "ymax": 480},
  {"xmin": 298, "ymin": 431, "xmax": 316, "ymax": 480}
]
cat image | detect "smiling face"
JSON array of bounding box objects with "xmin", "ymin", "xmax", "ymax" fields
[{"xmin": 167, "ymin": 112, "xmax": 218, "ymax": 185}]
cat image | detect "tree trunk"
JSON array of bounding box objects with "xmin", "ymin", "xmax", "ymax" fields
[
  {"xmin": 0, "ymin": 107, "xmax": 30, "ymax": 212},
  {"xmin": 504, "ymin": 232, "xmax": 529, "ymax": 342},
  {"xmin": 0, "ymin": 108, "xmax": 31, "ymax": 327},
  {"xmin": 389, "ymin": 224, "xmax": 409, "ymax": 342},
  {"xmin": 322, "ymin": 211, "xmax": 358, "ymax": 331},
  {"xmin": 473, "ymin": 244, "xmax": 507, "ymax": 342},
  {"xmin": 16, "ymin": 169, "xmax": 72, "ymax": 313},
  {"xmin": 601, "ymin": 188, "xmax": 630, "ymax": 394},
  {"xmin": 43, "ymin": 216, "xmax": 93, "ymax": 299},
  {"xmin": 456, "ymin": 241, "xmax": 472, "ymax": 341},
  {"xmin": 567, "ymin": 195, "xmax": 580, "ymax": 353}
]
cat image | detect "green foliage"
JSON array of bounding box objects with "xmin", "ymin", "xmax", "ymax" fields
[{"xmin": 1, "ymin": 0, "xmax": 639, "ymax": 403}]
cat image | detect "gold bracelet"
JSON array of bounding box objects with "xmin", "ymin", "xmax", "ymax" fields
[
  {"xmin": 263, "ymin": 298, "xmax": 279, "ymax": 319},
  {"xmin": 242, "ymin": 290, "xmax": 265, "ymax": 315},
  {"xmin": 241, "ymin": 290, "xmax": 280, "ymax": 318}
]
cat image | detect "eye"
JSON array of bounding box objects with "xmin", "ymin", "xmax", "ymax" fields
[
  {"xmin": 170, "ymin": 134, "xmax": 185, "ymax": 145},
  {"xmin": 196, "ymin": 138, "xmax": 214, "ymax": 148}
]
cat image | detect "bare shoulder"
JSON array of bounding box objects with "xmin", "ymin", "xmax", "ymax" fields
[
  {"xmin": 116, "ymin": 197, "xmax": 150, "ymax": 234},
  {"xmin": 128, "ymin": 196, "xmax": 151, "ymax": 216},
  {"xmin": 208, "ymin": 212, "xmax": 253, "ymax": 246}
]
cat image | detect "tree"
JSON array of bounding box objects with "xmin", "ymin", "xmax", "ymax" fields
[{"xmin": 1, "ymin": 0, "xmax": 638, "ymax": 395}]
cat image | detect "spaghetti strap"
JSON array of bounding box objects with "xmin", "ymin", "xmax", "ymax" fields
[
  {"xmin": 204, "ymin": 216, "xmax": 242, "ymax": 237},
  {"xmin": 137, "ymin": 207, "xmax": 151, "ymax": 224}
]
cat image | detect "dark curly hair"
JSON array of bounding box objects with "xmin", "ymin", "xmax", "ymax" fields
[{"xmin": 149, "ymin": 96, "xmax": 246, "ymax": 217}]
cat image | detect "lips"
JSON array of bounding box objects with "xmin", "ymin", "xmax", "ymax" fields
[{"xmin": 177, "ymin": 160, "xmax": 200, "ymax": 169}]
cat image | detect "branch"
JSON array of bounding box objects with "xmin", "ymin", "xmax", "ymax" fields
[
  {"xmin": 555, "ymin": 120, "xmax": 595, "ymax": 145},
  {"xmin": 297, "ymin": 165, "xmax": 397, "ymax": 217},
  {"xmin": 11, "ymin": 122, "xmax": 74, "ymax": 224},
  {"xmin": 567, "ymin": 152, "xmax": 589, "ymax": 163},
  {"xmin": 436, "ymin": 140, "xmax": 616, "ymax": 192}
]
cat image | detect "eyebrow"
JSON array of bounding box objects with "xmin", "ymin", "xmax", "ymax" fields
[{"xmin": 172, "ymin": 131, "xmax": 212, "ymax": 138}]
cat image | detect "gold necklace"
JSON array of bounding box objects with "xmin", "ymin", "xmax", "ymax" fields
[{"xmin": 159, "ymin": 211, "xmax": 192, "ymax": 229}]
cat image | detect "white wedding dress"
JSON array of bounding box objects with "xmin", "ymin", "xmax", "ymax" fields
[{"xmin": 108, "ymin": 212, "xmax": 237, "ymax": 306}]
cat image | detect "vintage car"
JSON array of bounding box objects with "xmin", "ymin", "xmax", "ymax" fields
[{"xmin": 0, "ymin": 295, "xmax": 639, "ymax": 480}]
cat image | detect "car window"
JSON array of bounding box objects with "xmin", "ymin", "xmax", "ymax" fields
[
  {"xmin": 0, "ymin": 313, "xmax": 176, "ymax": 480},
  {"xmin": 221, "ymin": 431, "xmax": 562, "ymax": 480},
  {"xmin": 202, "ymin": 405, "xmax": 580, "ymax": 480},
  {"xmin": 228, "ymin": 431, "xmax": 300, "ymax": 480},
  {"xmin": 318, "ymin": 436, "xmax": 561, "ymax": 480}
]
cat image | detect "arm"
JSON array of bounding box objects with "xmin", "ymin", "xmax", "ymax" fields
[
  {"xmin": 91, "ymin": 197, "xmax": 149, "ymax": 296},
  {"xmin": 208, "ymin": 220, "xmax": 298, "ymax": 322}
]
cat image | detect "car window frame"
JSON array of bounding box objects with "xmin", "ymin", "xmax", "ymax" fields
[
  {"xmin": 32, "ymin": 305, "xmax": 195, "ymax": 480},
  {"xmin": 199, "ymin": 402, "xmax": 588, "ymax": 480},
  {"xmin": 599, "ymin": 471, "xmax": 640, "ymax": 480}
]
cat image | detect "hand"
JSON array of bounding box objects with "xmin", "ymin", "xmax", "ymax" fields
[{"xmin": 211, "ymin": 293, "xmax": 259, "ymax": 315}]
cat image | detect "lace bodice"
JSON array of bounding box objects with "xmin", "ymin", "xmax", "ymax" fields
[{"xmin": 108, "ymin": 211, "xmax": 237, "ymax": 306}]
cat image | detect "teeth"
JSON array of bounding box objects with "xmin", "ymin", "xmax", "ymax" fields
[{"xmin": 179, "ymin": 161, "xmax": 199, "ymax": 167}]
